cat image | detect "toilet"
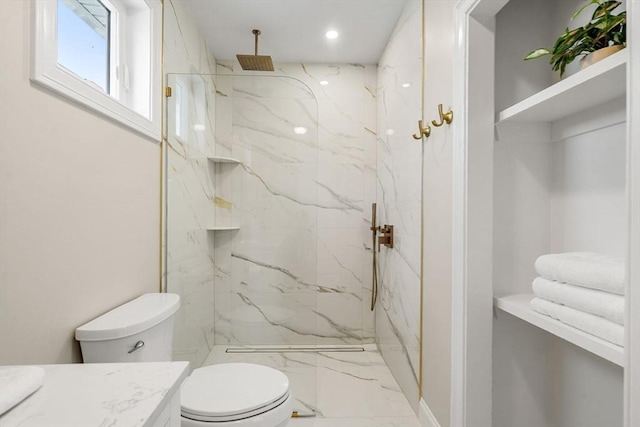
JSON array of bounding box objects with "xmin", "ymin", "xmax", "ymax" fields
[{"xmin": 75, "ymin": 293, "xmax": 292, "ymax": 427}]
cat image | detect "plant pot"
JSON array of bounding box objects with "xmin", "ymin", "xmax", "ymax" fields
[{"xmin": 580, "ymin": 45, "xmax": 624, "ymax": 69}]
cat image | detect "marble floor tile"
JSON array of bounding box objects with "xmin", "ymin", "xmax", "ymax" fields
[{"xmin": 202, "ymin": 344, "xmax": 419, "ymax": 426}]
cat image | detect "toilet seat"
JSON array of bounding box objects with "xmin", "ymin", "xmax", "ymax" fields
[{"xmin": 180, "ymin": 363, "xmax": 291, "ymax": 423}]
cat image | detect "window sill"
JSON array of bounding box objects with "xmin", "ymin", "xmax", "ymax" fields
[{"xmin": 31, "ymin": 0, "xmax": 162, "ymax": 141}]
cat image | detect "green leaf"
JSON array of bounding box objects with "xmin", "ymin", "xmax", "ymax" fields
[
  {"xmin": 524, "ymin": 48, "xmax": 551, "ymax": 60},
  {"xmin": 606, "ymin": 15, "xmax": 626, "ymax": 28},
  {"xmin": 525, "ymin": 0, "xmax": 624, "ymax": 76},
  {"xmin": 592, "ymin": 1, "xmax": 621, "ymax": 19},
  {"xmin": 612, "ymin": 31, "xmax": 625, "ymax": 45},
  {"xmin": 572, "ymin": 0, "xmax": 600, "ymax": 20}
]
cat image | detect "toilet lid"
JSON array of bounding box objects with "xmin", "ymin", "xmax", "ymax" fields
[{"xmin": 181, "ymin": 363, "xmax": 290, "ymax": 422}]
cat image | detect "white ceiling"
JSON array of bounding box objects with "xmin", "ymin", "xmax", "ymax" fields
[{"xmin": 182, "ymin": 0, "xmax": 410, "ymax": 64}]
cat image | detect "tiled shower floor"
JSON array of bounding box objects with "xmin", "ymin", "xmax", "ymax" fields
[{"xmin": 202, "ymin": 344, "xmax": 420, "ymax": 427}]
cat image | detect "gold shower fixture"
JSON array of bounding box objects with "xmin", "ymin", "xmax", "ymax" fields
[
  {"xmin": 236, "ymin": 29, "xmax": 275, "ymax": 71},
  {"xmin": 377, "ymin": 225, "xmax": 394, "ymax": 250}
]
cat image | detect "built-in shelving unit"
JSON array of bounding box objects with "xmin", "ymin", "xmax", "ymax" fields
[
  {"xmin": 206, "ymin": 226, "xmax": 240, "ymax": 231},
  {"xmin": 498, "ymin": 49, "xmax": 627, "ymax": 123},
  {"xmin": 458, "ymin": 0, "xmax": 637, "ymax": 423},
  {"xmin": 495, "ymin": 294, "xmax": 624, "ymax": 366},
  {"xmin": 477, "ymin": 0, "xmax": 632, "ymax": 424},
  {"xmin": 493, "ymin": 49, "xmax": 629, "ymax": 367},
  {"xmin": 208, "ymin": 156, "xmax": 241, "ymax": 164}
]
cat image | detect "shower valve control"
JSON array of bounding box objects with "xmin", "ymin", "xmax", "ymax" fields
[{"xmin": 377, "ymin": 225, "xmax": 394, "ymax": 250}]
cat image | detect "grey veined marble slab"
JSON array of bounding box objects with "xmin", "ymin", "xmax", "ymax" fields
[{"xmin": 0, "ymin": 362, "xmax": 189, "ymax": 427}]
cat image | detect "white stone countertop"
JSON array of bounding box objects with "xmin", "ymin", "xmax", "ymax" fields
[{"xmin": 0, "ymin": 362, "xmax": 189, "ymax": 427}]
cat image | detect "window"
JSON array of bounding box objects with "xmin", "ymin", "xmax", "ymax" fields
[
  {"xmin": 57, "ymin": 0, "xmax": 111, "ymax": 93},
  {"xmin": 32, "ymin": 0, "xmax": 161, "ymax": 139},
  {"xmin": 171, "ymin": 74, "xmax": 207, "ymax": 152}
]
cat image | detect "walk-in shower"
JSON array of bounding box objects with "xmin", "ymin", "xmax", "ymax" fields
[
  {"xmin": 163, "ymin": 70, "xmax": 378, "ymax": 416},
  {"xmin": 163, "ymin": 2, "xmax": 424, "ymax": 415}
]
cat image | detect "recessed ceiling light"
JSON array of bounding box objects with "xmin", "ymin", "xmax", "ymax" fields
[
  {"xmin": 294, "ymin": 126, "xmax": 308, "ymax": 135},
  {"xmin": 401, "ymin": 83, "xmax": 411, "ymax": 88},
  {"xmin": 386, "ymin": 129, "xmax": 395, "ymax": 136},
  {"xmin": 320, "ymin": 80, "xmax": 329, "ymax": 86},
  {"xmin": 325, "ymin": 30, "xmax": 339, "ymax": 39}
]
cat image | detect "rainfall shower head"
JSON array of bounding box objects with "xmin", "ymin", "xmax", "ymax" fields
[{"xmin": 236, "ymin": 29, "xmax": 274, "ymax": 71}]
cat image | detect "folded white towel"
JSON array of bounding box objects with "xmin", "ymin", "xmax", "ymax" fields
[
  {"xmin": 531, "ymin": 297, "xmax": 624, "ymax": 346},
  {"xmin": 532, "ymin": 277, "xmax": 625, "ymax": 325},
  {"xmin": 534, "ymin": 252, "xmax": 625, "ymax": 295},
  {"xmin": 0, "ymin": 366, "xmax": 45, "ymax": 415}
]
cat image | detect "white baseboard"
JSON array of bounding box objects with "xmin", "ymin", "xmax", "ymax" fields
[{"xmin": 419, "ymin": 398, "xmax": 441, "ymax": 427}]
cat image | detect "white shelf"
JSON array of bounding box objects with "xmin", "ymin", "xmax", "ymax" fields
[
  {"xmin": 494, "ymin": 294, "xmax": 624, "ymax": 367},
  {"xmin": 498, "ymin": 49, "xmax": 627, "ymax": 123},
  {"xmin": 208, "ymin": 156, "xmax": 241, "ymax": 164},
  {"xmin": 206, "ymin": 226, "xmax": 240, "ymax": 231}
]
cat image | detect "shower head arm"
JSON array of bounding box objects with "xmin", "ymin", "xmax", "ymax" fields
[{"xmin": 253, "ymin": 29, "xmax": 261, "ymax": 56}]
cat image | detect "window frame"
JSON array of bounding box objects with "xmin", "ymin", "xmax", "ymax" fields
[{"xmin": 31, "ymin": 0, "xmax": 162, "ymax": 140}]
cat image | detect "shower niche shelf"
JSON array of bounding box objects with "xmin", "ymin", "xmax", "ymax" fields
[
  {"xmin": 208, "ymin": 156, "xmax": 240, "ymax": 234},
  {"xmin": 208, "ymin": 156, "xmax": 241, "ymax": 164},
  {"xmin": 206, "ymin": 226, "xmax": 240, "ymax": 231},
  {"xmin": 495, "ymin": 294, "xmax": 624, "ymax": 367}
]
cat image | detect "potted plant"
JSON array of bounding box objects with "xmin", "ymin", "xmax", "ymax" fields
[{"xmin": 524, "ymin": 0, "xmax": 626, "ymax": 77}]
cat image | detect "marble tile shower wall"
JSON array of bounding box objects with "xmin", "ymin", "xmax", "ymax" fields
[
  {"xmin": 375, "ymin": 0, "xmax": 423, "ymax": 411},
  {"xmin": 164, "ymin": 0, "xmax": 218, "ymax": 368},
  {"xmin": 164, "ymin": 1, "xmax": 418, "ymax": 384},
  {"xmin": 212, "ymin": 62, "xmax": 377, "ymax": 346}
]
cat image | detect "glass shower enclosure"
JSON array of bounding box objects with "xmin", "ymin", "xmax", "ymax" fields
[{"xmin": 164, "ymin": 72, "xmax": 319, "ymax": 415}]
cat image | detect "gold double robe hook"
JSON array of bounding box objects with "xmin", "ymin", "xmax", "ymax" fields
[
  {"xmin": 431, "ymin": 104, "xmax": 454, "ymax": 127},
  {"xmin": 412, "ymin": 120, "xmax": 431, "ymax": 139}
]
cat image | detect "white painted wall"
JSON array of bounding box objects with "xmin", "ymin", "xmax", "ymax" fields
[
  {"xmin": 627, "ymin": 4, "xmax": 640, "ymax": 425},
  {"xmin": 0, "ymin": 0, "xmax": 160, "ymax": 364}
]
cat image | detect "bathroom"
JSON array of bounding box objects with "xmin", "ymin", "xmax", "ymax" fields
[{"xmin": 0, "ymin": 0, "xmax": 638, "ymax": 426}]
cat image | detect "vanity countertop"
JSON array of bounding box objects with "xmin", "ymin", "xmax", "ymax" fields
[{"xmin": 0, "ymin": 361, "xmax": 189, "ymax": 427}]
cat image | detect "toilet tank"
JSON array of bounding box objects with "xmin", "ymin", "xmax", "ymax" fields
[{"xmin": 75, "ymin": 293, "xmax": 180, "ymax": 363}]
